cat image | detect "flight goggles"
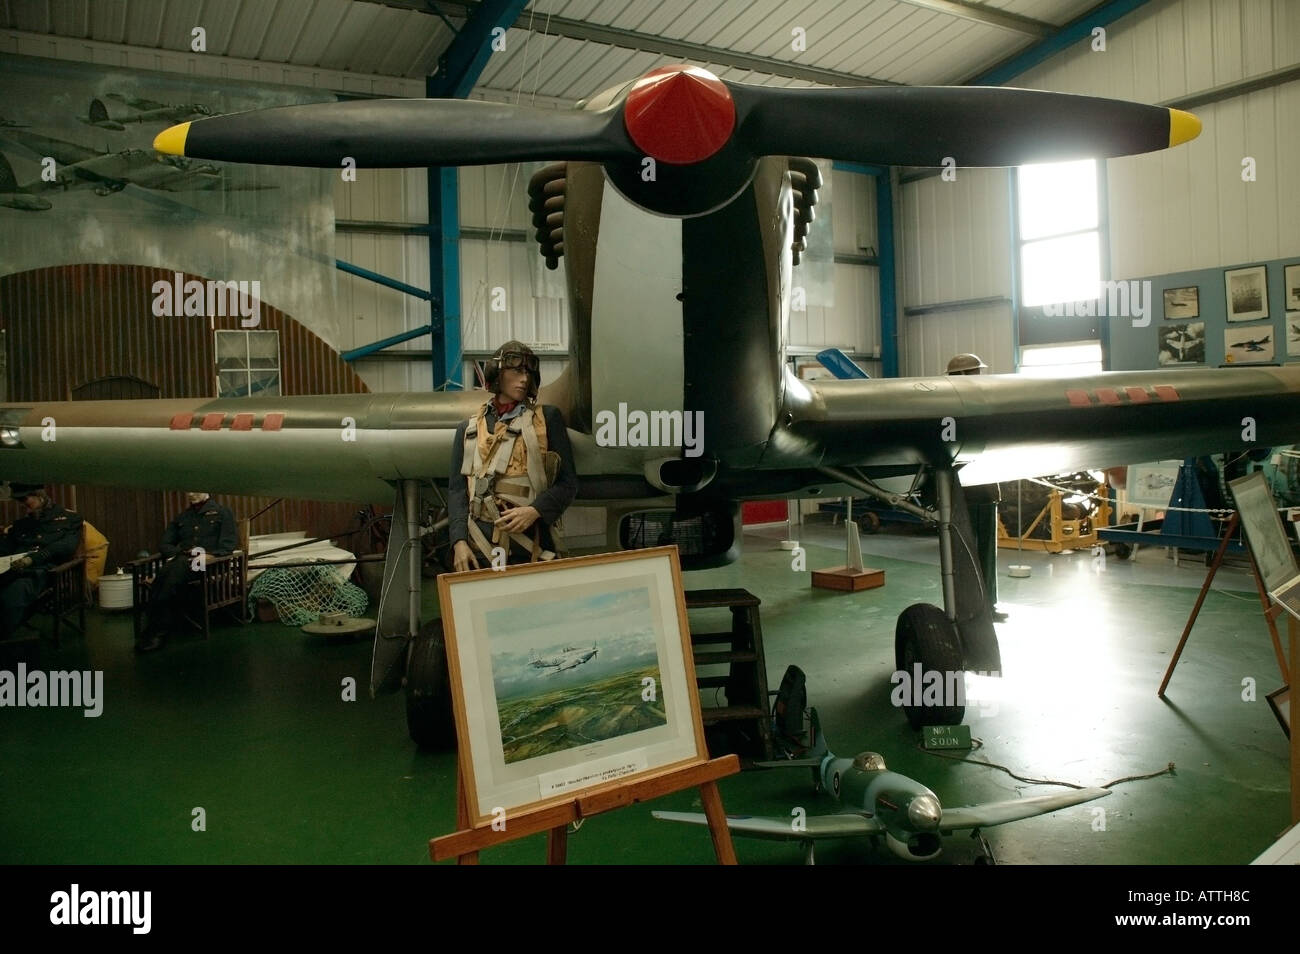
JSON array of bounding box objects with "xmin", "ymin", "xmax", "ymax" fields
[{"xmin": 495, "ymin": 351, "xmax": 539, "ymax": 375}]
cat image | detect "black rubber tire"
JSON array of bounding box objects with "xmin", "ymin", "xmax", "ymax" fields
[
  {"xmin": 893, "ymin": 603, "xmax": 966, "ymax": 729},
  {"xmin": 405, "ymin": 619, "xmax": 457, "ymax": 750},
  {"xmin": 1112, "ymin": 542, "xmax": 1133, "ymax": 561}
]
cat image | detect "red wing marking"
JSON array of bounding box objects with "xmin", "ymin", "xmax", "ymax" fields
[
  {"xmin": 1154, "ymin": 385, "xmax": 1180, "ymax": 401},
  {"xmin": 169, "ymin": 413, "xmax": 193, "ymax": 430},
  {"xmin": 1124, "ymin": 387, "xmax": 1150, "ymax": 403},
  {"xmin": 262, "ymin": 413, "xmax": 284, "ymax": 431},
  {"xmin": 1066, "ymin": 389, "xmax": 1092, "ymax": 407},
  {"xmin": 201, "ymin": 413, "xmax": 225, "ymax": 431},
  {"xmin": 231, "ymin": 413, "xmax": 254, "ymax": 431},
  {"xmin": 1095, "ymin": 388, "xmax": 1121, "ymax": 406}
]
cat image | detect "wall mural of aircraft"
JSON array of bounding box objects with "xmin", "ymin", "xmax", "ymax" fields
[
  {"xmin": 5, "ymin": 64, "xmax": 1298, "ymax": 741},
  {"xmin": 529, "ymin": 644, "xmax": 599, "ymax": 675},
  {"xmin": 0, "ymin": 127, "xmax": 271, "ymax": 204},
  {"xmin": 78, "ymin": 96, "xmax": 215, "ymax": 132},
  {"xmin": 653, "ymin": 709, "xmax": 1109, "ymax": 863}
]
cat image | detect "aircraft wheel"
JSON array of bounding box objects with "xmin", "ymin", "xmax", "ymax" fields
[
  {"xmin": 405, "ymin": 619, "xmax": 457, "ymax": 750},
  {"xmin": 1112, "ymin": 543, "xmax": 1133, "ymax": 561},
  {"xmin": 893, "ymin": 603, "xmax": 965, "ymax": 729}
]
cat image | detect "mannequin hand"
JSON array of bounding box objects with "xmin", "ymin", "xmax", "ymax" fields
[
  {"xmin": 452, "ymin": 540, "xmax": 480, "ymax": 573},
  {"xmin": 494, "ymin": 505, "xmax": 540, "ymax": 534}
]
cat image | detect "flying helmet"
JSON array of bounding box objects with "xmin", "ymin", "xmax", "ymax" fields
[
  {"xmin": 484, "ymin": 340, "xmax": 540, "ymax": 398},
  {"xmin": 945, "ymin": 353, "xmax": 988, "ymax": 375}
]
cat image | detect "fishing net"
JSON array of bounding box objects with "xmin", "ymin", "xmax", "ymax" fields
[{"xmin": 247, "ymin": 565, "xmax": 369, "ymax": 626}]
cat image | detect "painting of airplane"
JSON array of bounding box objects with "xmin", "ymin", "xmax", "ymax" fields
[
  {"xmin": 529, "ymin": 644, "xmax": 599, "ymax": 675},
  {"xmin": 7, "ymin": 64, "xmax": 1300, "ymax": 744},
  {"xmin": 653, "ymin": 709, "xmax": 1109, "ymax": 864},
  {"xmin": 1225, "ymin": 327, "xmax": 1274, "ymax": 362}
]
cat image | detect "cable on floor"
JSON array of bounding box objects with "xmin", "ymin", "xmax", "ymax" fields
[{"xmin": 916, "ymin": 737, "xmax": 1176, "ymax": 790}]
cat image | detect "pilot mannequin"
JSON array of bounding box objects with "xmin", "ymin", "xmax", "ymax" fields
[
  {"xmin": 945, "ymin": 355, "xmax": 1005, "ymax": 621},
  {"xmin": 446, "ymin": 341, "xmax": 577, "ymax": 572}
]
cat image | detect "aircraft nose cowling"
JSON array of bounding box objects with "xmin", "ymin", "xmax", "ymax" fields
[{"xmin": 907, "ymin": 794, "xmax": 942, "ymax": 831}]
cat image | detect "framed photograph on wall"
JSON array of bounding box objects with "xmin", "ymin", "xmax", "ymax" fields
[
  {"xmin": 1157, "ymin": 321, "xmax": 1204, "ymax": 365},
  {"xmin": 1286, "ymin": 313, "xmax": 1300, "ymax": 361},
  {"xmin": 1162, "ymin": 285, "xmax": 1199, "ymax": 320},
  {"xmin": 438, "ymin": 546, "xmax": 706, "ymax": 827},
  {"xmin": 1224, "ymin": 325, "xmax": 1275, "ymax": 363},
  {"xmin": 1225, "ymin": 265, "xmax": 1269, "ymax": 321},
  {"xmin": 1286, "ymin": 264, "xmax": 1300, "ymax": 311}
]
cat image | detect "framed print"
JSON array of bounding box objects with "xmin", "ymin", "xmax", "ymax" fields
[
  {"xmin": 1266, "ymin": 685, "xmax": 1290, "ymax": 739},
  {"xmin": 1162, "ymin": 285, "xmax": 1199, "ymax": 320},
  {"xmin": 1286, "ymin": 264, "xmax": 1300, "ymax": 311},
  {"xmin": 1225, "ymin": 265, "xmax": 1268, "ymax": 321},
  {"xmin": 1224, "ymin": 325, "xmax": 1274, "ymax": 363},
  {"xmin": 1287, "ymin": 313, "xmax": 1300, "ymax": 360},
  {"xmin": 1157, "ymin": 321, "xmax": 1204, "ymax": 365},
  {"xmin": 1127, "ymin": 461, "xmax": 1182, "ymax": 509},
  {"xmin": 439, "ymin": 546, "xmax": 706, "ymax": 827}
]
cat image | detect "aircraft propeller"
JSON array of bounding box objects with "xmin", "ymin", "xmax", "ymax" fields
[{"xmin": 153, "ymin": 65, "xmax": 1199, "ymax": 172}]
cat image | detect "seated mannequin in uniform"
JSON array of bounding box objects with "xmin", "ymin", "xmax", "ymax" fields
[
  {"xmin": 0, "ymin": 482, "xmax": 84, "ymax": 639},
  {"xmin": 137, "ymin": 492, "xmax": 238, "ymax": 652},
  {"xmin": 447, "ymin": 341, "xmax": 578, "ymax": 572}
]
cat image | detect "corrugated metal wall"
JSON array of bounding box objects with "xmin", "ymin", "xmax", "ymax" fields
[
  {"xmin": 1017, "ymin": 0, "xmax": 1300, "ymax": 278},
  {"xmin": 898, "ymin": 0, "xmax": 1300, "ymax": 374},
  {"xmin": 900, "ymin": 169, "xmax": 1014, "ymax": 375},
  {"xmin": 0, "ymin": 264, "xmax": 371, "ymax": 565}
]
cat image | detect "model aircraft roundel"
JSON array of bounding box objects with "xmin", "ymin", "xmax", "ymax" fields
[{"xmin": 623, "ymin": 65, "xmax": 735, "ymax": 165}]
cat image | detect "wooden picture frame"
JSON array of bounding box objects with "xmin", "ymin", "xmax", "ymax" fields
[
  {"xmin": 438, "ymin": 545, "xmax": 707, "ymax": 828},
  {"xmin": 1225, "ymin": 265, "xmax": 1269, "ymax": 322},
  {"xmin": 1162, "ymin": 285, "xmax": 1199, "ymax": 320}
]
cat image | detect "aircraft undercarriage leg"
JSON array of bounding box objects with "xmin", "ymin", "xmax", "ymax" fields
[{"xmin": 892, "ymin": 466, "xmax": 1002, "ymax": 728}]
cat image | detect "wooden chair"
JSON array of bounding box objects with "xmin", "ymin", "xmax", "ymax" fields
[
  {"xmin": 130, "ymin": 550, "xmax": 249, "ymax": 641},
  {"xmin": 29, "ymin": 556, "xmax": 88, "ymax": 648}
]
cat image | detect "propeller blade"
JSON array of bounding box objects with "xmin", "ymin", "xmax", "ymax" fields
[
  {"xmin": 155, "ymin": 99, "xmax": 632, "ymax": 168},
  {"xmin": 729, "ymin": 85, "xmax": 1200, "ymax": 167}
]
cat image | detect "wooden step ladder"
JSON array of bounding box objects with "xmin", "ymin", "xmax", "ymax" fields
[{"xmin": 685, "ymin": 588, "xmax": 774, "ymax": 761}]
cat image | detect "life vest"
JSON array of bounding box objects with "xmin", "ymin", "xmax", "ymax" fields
[{"xmin": 460, "ymin": 402, "xmax": 563, "ymax": 562}]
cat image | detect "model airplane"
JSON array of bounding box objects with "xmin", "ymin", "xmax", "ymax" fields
[
  {"xmin": 5, "ymin": 64, "xmax": 1299, "ymax": 741},
  {"xmin": 653, "ymin": 709, "xmax": 1109, "ymax": 864},
  {"xmin": 529, "ymin": 644, "xmax": 599, "ymax": 674}
]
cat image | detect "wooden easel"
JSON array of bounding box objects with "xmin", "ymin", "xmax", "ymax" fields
[
  {"xmin": 430, "ymin": 755, "xmax": 741, "ymax": 864},
  {"xmin": 1158, "ymin": 512, "xmax": 1290, "ymax": 696}
]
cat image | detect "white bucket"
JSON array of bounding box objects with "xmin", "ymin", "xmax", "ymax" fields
[{"xmin": 99, "ymin": 570, "xmax": 134, "ymax": 609}]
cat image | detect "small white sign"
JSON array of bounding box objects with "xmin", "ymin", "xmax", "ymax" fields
[
  {"xmin": 0, "ymin": 551, "xmax": 30, "ymax": 574},
  {"xmin": 537, "ymin": 750, "xmax": 649, "ymax": 798}
]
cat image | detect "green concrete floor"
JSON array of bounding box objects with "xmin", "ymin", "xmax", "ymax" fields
[{"xmin": 1, "ymin": 519, "xmax": 1292, "ymax": 865}]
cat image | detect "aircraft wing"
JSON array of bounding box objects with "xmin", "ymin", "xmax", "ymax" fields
[
  {"xmin": 652, "ymin": 810, "xmax": 881, "ymax": 840},
  {"xmin": 937, "ymin": 787, "xmax": 1110, "ymax": 831},
  {"xmin": 778, "ymin": 365, "xmax": 1300, "ymax": 485}
]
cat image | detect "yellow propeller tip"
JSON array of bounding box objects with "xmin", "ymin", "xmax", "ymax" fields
[
  {"xmin": 1169, "ymin": 109, "xmax": 1201, "ymax": 147},
  {"xmin": 153, "ymin": 122, "xmax": 191, "ymax": 156}
]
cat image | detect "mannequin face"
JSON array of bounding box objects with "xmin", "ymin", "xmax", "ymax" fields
[
  {"xmin": 497, "ymin": 366, "xmax": 532, "ymax": 403},
  {"xmin": 22, "ymin": 493, "xmax": 43, "ymax": 513},
  {"xmin": 187, "ymin": 492, "xmax": 210, "ymax": 506}
]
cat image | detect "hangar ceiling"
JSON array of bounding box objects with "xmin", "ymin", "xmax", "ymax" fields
[{"xmin": 1, "ymin": 0, "xmax": 1118, "ymax": 94}]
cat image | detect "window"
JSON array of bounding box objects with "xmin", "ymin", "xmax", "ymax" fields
[
  {"xmin": 1018, "ymin": 341, "xmax": 1103, "ymax": 378},
  {"xmin": 1017, "ymin": 159, "xmax": 1100, "ymax": 307},
  {"xmin": 216, "ymin": 330, "xmax": 280, "ymax": 397}
]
